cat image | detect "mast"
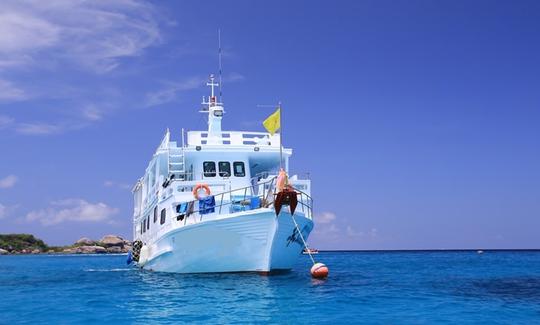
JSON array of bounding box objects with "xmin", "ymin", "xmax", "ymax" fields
[
  {"xmin": 201, "ymin": 75, "xmax": 224, "ymax": 144},
  {"xmin": 218, "ymin": 29, "xmax": 223, "ymax": 101}
]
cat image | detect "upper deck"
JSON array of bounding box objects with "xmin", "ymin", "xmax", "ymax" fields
[{"xmin": 132, "ymin": 75, "xmax": 301, "ymax": 221}]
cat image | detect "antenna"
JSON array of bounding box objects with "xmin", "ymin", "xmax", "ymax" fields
[{"xmin": 218, "ymin": 29, "xmax": 223, "ymax": 101}]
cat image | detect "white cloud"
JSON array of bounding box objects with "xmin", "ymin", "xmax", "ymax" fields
[
  {"xmin": 0, "ymin": 0, "xmax": 161, "ymax": 74},
  {"xmin": 0, "ymin": 79, "xmax": 26, "ymax": 101},
  {"xmin": 345, "ymin": 226, "xmax": 378, "ymax": 238},
  {"xmin": 144, "ymin": 73, "xmax": 246, "ymax": 107},
  {"xmin": 0, "ymin": 174, "xmax": 17, "ymax": 188},
  {"xmin": 15, "ymin": 122, "xmax": 62, "ymax": 135},
  {"xmin": 25, "ymin": 198, "xmax": 119, "ymax": 226},
  {"xmin": 104, "ymin": 180, "xmax": 132, "ymax": 190},
  {"xmin": 0, "ymin": 203, "xmax": 17, "ymax": 219},
  {"xmin": 346, "ymin": 225, "xmax": 363, "ymax": 237},
  {"xmin": 312, "ymin": 211, "xmax": 379, "ymax": 242},
  {"xmin": 223, "ymin": 72, "xmax": 245, "ymax": 83},
  {"xmin": 0, "ymin": 11, "xmax": 59, "ymax": 53},
  {"xmin": 316, "ymin": 211, "xmax": 336, "ymax": 224},
  {"xmin": 0, "ymin": 114, "xmax": 14, "ymax": 128},
  {"xmin": 81, "ymin": 104, "xmax": 103, "ymax": 121},
  {"xmin": 0, "ymin": 203, "xmax": 6, "ymax": 219},
  {"xmin": 144, "ymin": 77, "xmax": 204, "ymax": 107}
]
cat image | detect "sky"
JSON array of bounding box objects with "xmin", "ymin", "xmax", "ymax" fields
[{"xmin": 0, "ymin": 0, "xmax": 539, "ymax": 249}]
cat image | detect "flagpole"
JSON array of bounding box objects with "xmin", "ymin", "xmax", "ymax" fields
[{"xmin": 279, "ymin": 101, "xmax": 283, "ymax": 171}]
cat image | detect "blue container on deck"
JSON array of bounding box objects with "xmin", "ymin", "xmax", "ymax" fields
[
  {"xmin": 198, "ymin": 196, "xmax": 215, "ymax": 215},
  {"xmin": 250, "ymin": 197, "xmax": 261, "ymax": 210}
]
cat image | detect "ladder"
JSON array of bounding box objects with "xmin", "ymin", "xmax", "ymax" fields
[{"xmin": 168, "ymin": 146, "xmax": 185, "ymax": 180}]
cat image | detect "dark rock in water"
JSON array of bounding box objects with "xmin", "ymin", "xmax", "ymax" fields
[
  {"xmin": 106, "ymin": 246, "xmax": 123, "ymax": 254},
  {"xmin": 99, "ymin": 235, "xmax": 124, "ymax": 247},
  {"xmin": 76, "ymin": 237, "xmax": 95, "ymax": 245}
]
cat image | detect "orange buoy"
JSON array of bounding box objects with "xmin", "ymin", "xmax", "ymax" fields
[{"xmin": 310, "ymin": 262, "xmax": 329, "ymax": 278}]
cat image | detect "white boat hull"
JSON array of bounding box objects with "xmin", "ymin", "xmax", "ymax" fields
[{"xmin": 139, "ymin": 209, "xmax": 313, "ymax": 273}]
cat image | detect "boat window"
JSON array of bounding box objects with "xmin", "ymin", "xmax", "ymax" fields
[
  {"xmin": 218, "ymin": 161, "xmax": 231, "ymax": 177},
  {"xmin": 147, "ymin": 216, "xmax": 150, "ymax": 230},
  {"xmin": 233, "ymin": 162, "xmax": 245, "ymax": 177},
  {"xmin": 160, "ymin": 208, "xmax": 166, "ymax": 225},
  {"xmin": 203, "ymin": 161, "xmax": 216, "ymax": 177},
  {"xmin": 142, "ymin": 220, "xmax": 146, "ymax": 233},
  {"xmin": 153, "ymin": 206, "xmax": 158, "ymax": 223}
]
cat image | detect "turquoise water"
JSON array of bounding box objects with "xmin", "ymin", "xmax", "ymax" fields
[{"xmin": 1, "ymin": 251, "xmax": 540, "ymax": 324}]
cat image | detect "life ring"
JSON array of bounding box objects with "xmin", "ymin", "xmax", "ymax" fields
[{"xmin": 193, "ymin": 183, "xmax": 211, "ymax": 200}]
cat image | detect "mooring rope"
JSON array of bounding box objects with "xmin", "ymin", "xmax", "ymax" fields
[{"xmin": 290, "ymin": 214, "xmax": 316, "ymax": 265}]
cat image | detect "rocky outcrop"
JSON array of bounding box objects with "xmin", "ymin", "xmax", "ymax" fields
[
  {"xmin": 99, "ymin": 235, "xmax": 125, "ymax": 247},
  {"xmin": 63, "ymin": 245, "xmax": 107, "ymax": 254},
  {"xmin": 78, "ymin": 245, "xmax": 107, "ymax": 254},
  {"xmin": 76, "ymin": 237, "xmax": 95, "ymax": 245},
  {"xmin": 63, "ymin": 247, "xmax": 77, "ymax": 254},
  {"xmin": 1, "ymin": 234, "xmax": 131, "ymax": 254}
]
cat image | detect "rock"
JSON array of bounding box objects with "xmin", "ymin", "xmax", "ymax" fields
[
  {"xmin": 0, "ymin": 248, "xmax": 8, "ymax": 255},
  {"xmin": 99, "ymin": 235, "xmax": 124, "ymax": 247},
  {"xmin": 63, "ymin": 247, "xmax": 77, "ymax": 254},
  {"xmin": 122, "ymin": 245, "xmax": 132, "ymax": 253},
  {"xmin": 106, "ymin": 246, "xmax": 123, "ymax": 254},
  {"xmin": 47, "ymin": 250, "xmax": 55, "ymax": 254},
  {"xmin": 31, "ymin": 249, "xmax": 41, "ymax": 254},
  {"xmin": 78, "ymin": 245, "xmax": 107, "ymax": 254},
  {"xmin": 76, "ymin": 237, "xmax": 95, "ymax": 245}
]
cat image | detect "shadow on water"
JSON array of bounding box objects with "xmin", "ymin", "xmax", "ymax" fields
[
  {"xmin": 470, "ymin": 277, "xmax": 540, "ymax": 302},
  {"xmin": 446, "ymin": 277, "xmax": 540, "ymax": 303}
]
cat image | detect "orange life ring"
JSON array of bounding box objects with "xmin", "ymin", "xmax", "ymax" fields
[{"xmin": 193, "ymin": 183, "xmax": 211, "ymax": 200}]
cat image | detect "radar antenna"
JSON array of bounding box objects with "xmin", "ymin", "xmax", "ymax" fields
[{"xmin": 218, "ymin": 29, "xmax": 223, "ymax": 101}]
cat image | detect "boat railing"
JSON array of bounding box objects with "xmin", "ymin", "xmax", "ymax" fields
[
  {"xmin": 177, "ymin": 177, "xmax": 313, "ymax": 225},
  {"xmin": 187, "ymin": 131, "xmax": 280, "ymax": 147}
]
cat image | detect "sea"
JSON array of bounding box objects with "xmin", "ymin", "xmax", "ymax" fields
[{"xmin": 1, "ymin": 251, "xmax": 539, "ymax": 324}]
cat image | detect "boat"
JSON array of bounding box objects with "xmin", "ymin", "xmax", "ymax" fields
[
  {"xmin": 129, "ymin": 75, "xmax": 314, "ymax": 273},
  {"xmin": 303, "ymin": 248, "xmax": 319, "ymax": 255}
]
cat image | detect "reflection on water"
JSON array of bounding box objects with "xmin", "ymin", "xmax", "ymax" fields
[{"xmin": 129, "ymin": 271, "xmax": 278, "ymax": 323}]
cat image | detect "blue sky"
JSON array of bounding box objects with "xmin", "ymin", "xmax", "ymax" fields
[{"xmin": 0, "ymin": 0, "xmax": 539, "ymax": 249}]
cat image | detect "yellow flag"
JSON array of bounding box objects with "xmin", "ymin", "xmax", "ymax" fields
[{"xmin": 263, "ymin": 108, "xmax": 281, "ymax": 135}]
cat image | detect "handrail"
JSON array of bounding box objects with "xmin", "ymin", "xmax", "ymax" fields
[
  {"xmin": 177, "ymin": 177, "xmax": 313, "ymax": 223},
  {"xmin": 187, "ymin": 130, "xmax": 280, "ymax": 147}
]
